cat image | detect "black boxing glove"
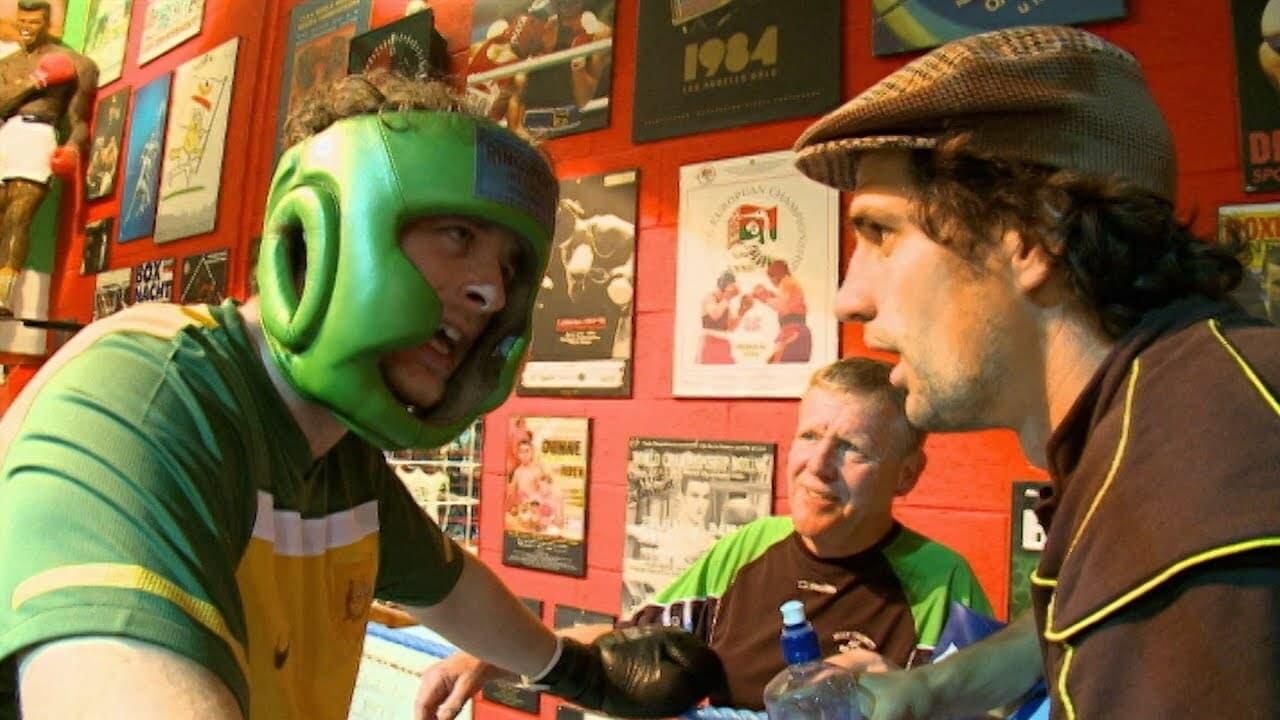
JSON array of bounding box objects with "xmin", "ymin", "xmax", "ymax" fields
[{"xmin": 536, "ymin": 626, "xmax": 725, "ymax": 718}]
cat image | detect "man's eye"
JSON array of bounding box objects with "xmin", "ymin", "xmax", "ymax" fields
[{"xmin": 797, "ymin": 430, "xmax": 820, "ymax": 441}]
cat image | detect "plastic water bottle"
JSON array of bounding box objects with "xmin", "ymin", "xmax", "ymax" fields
[{"xmin": 762, "ymin": 600, "xmax": 863, "ymax": 720}]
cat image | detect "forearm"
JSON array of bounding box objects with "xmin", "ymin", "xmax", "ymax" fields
[
  {"xmin": 918, "ymin": 613, "xmax": 1042, "ymax": 716},
  {"xmin": 406, "ymin": 552, "xmax": 557, "ymax": 678}
]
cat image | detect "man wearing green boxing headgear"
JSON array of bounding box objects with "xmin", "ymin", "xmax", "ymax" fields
[{"xmin": 0, "ymin": 72, "xmax": 721, "ymax": 720}]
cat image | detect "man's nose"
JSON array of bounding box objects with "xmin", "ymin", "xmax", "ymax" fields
[
  {"xmin": 803, "ymin": 434, "xmax": 840, "ymax": 481},
  {"xmin": 834, "ymin": 250, "xmax": 875, "ymax": 323}
]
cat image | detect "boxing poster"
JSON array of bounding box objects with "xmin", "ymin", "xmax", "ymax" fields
[
  {"xmin": 1008, "ymin": 482, "xmax": 1048, "ymax": 619},
  {"xmin": 92, "ymin": 267, "xmax": 131, "ymax": 319},
  {"xmin": 1220, "ymin": 202, "xmax": 1280, "ymax": 322},
  {"xmin": 179, "ymin": 247, "xmax": 228, "ymax": 304},
  {"xmin": 872, "ymin": 0, "xmax": 1127, "ymax": 56},
  {"xmin": 466, "ymin": 0, "xmax": 617, "ymax": 139},
  {"xmin": 132, "ymin": 257, "xmax": 174, "ymax": 304},
  {"xmin": 154, "ymin": 37, "xmax": 239, "ymax": 243},
  {"xmin": 85, "ymin": 86, "xmax": 128, "ymax": 201},
  {"xmin": 518, "ymin": 169, "xmax": 636, "ymax": 397},
  {"xmin": 82, "ymin": 0, "xmax": 133, "ymax": 86},
  {"xmin": 137, "ymin": 0, "xmax": 205, "ymax": 66},
  {"xmin": 503, "ymin": 416, "xmax": 590, "ymax": 577},
  {"xmin": 481, "ymin": 596, "xmax": 547, "ymax": 713},
  {"xmin": 622, "ymin": 438, "xmax": 774, "ymax": 617},
  {"xmin": 631, "ymin": 1, "xmax": 839, "ymax": 143},
  {"xmin": 275, "ymin": 0, "xmax": 371, "ymax": 157},
  {"xmin": 386, "ymin": 419, "xmax": 484, "ymax": 553},
  {"xmin": 0, "ymin": 0, "xmax": 67, "ymax": 44},
  {"xmin": 347, "ymin": 9, "xmax": 447, "ymax": 80},
  {"xmin": 1233, "ymin": 0, "xmax": 1280, "ymax": 192},
  {"xmin": 674, "ymin": 150, "xmax": 838, "ymax": 398},
  {"xmin": 80, "ymin": 217, "xmax": 111, "ymax": 275},
  {"xmin": 119, "ymin": 73, "xmax": 170, "ymax": 243}
]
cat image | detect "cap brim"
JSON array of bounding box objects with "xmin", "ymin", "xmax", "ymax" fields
[{"xmin": 794, "ymin": 135, "xmax": 939, "ymax": 190}]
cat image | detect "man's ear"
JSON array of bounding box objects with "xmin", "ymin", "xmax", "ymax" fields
[
  {"xmin": 894, "ymin": 448, "xmax": 926, "ymax": 497},
  {"xmin": 1004, "ymin": 229, "xmax": 1061, "ymax": 303}
]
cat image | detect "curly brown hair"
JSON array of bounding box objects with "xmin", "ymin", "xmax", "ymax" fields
[
  {"xmin": 281, "ymin": 69, "xmax": 488, "ymax": 149},
  {"xmin": 907, "ymin": 136, "xmax": 1243, "ymax": 339}
]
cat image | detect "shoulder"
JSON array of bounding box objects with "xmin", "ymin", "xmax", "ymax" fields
[{"xmin": 883, "ymin": 527, "xmax": 978, "ymax": 578}]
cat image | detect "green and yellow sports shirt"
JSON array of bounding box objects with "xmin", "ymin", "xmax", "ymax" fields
[{"xmin": 0, "ymin": 300, "xmax": 464, "ymax": 719}]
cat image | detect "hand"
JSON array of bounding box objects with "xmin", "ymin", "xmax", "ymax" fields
[
  {"xmin": 541, "ymin": 626, "xmax": 725, "ymax": 718},
  {"xmin": 737, "ymin": 294, "xmax": 754, "ymax": 313},
  {"xmin": 825, "ymin": 648, "xmax": 897, "ymax": 674},
  {"xmin": 32, "ymin": 53, "xmax": 77, "ymax": 89},
  {"xmin": 855, "ymin": 669, "xmax": 936, "ymax": 720},
  {"xmin": 415, "ymin": 652, "xmax": 498, "ymax": 720},
  {"xmin": 49, "ymin": 145, "xmax": 79, "ymax": 178}
]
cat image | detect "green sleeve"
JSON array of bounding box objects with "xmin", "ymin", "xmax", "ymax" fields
[
  {"xmin": 372, "ymin": 461, "xmax": 466, "ymax": 607},
  {"xmin": 0, "ymin": 336, "xmax": 255, "ymax": 713},
  {"xmin": 653, "ymin": 517, "xmax": 795, "ymax": 604},
  {"xmin": 884, "ymin": 528, "xmax": 993, "ymax": 648}
]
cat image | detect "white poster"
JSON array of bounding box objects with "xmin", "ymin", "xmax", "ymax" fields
[
  {"xmin": 154, "ymin": 37, "xmax": 239, "ymax": 244},
  {"xmin": 138, "ymin": 0, "xmax": 206, "ymax": 65},
  {"xmin": 132, "ymin": 258, "xmax": 174, "ymax": 304},
  {"xmin": 674, "ymin": 150, "xmax": 838, "ymax": 397}
]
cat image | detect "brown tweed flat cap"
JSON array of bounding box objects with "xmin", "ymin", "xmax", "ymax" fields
[{"xmin": 794, "ymin": 25, "xmax": 1177, "ymax": 201}]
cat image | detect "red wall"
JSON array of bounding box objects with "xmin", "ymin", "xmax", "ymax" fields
[{"xmin": 2, "ymin": 2, "xmax": 1270, "ymax": 719}]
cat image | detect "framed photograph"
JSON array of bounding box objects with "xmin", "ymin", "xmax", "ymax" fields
[
  {"xmin": 179, "ymin": 248, "xmax": 229, "ymax": 304},
  {"xmin": 138, "ymin": 0, "xmax": 205, "ymax": 65},
  {"xmin": 119, "ymin": 73, "xmax": 171, "ymax": 243},
  {"xmin": 86, "ymin": 87, "xmax": 128, "ymax": 201},
  {"xmin": 385, "ymin": 419, "xmax": 484, "ymax": 554},
  {"xmin": 502, "ymin": 416, "xmax": 590, "ymax": 577},
  {"xmin": 632, "ymin": 0, "xmax": 840, "ymax": 143},
  {"xmin": 674, "ymin": 150, "xmax": 838, "ymax": 398},
  {"xmin": 275, "ymin": 0, "xmax": 372, "ymax": 157},
  {"xmin": 83, "ymin": 0, "xmax": 133, "ymax": 85},
  {"xmin": 93, "ymin": 267, "xmax": 132, "ymax": 319},
  {"xmin": 622, "ymin": 438, "xmax": 773, "ymax": 617},
  {"xmin": 553, "ymin": 604, "xmax": 614, "ymax": 629},
  {"xmin": 81, "ymin": 217, "xmax": 112, "ymax": 275},
  {"xmin": 132, "ymin": 257, "xmax": 174, "ymax": 304},
  {"xmin": 1008, "ymin": 482, "xmax": 1048, "ymax": 619},
  {"xmin": 519, "ymin": 169, "xmax": 637, "ymax": 397},
  {"xmin": 347, "ymin": 9, "xmax": 447, "ymax": 79},
  {"xmin": 154, "ymin": 37, "xmax": 240, "ymax": 243},
  {"xmin": 872, "ymin": 0, "xmax": 1127, "ymax": 56},
  {"xmin": 1220, "ymin": 202, "xmax": 1280, "ymax": 322},
  {"xmin": 1233, "ymin": 0, "xmax": 1280, "ymax": 191},
  {"xmin": 466, "ymin": 0, "xmax": 616, "ymax": 139}
]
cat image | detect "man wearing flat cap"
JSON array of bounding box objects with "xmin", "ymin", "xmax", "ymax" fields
[{"xmin": 794, "ymin": 24, "xmax": 1280, "ymax": 719}]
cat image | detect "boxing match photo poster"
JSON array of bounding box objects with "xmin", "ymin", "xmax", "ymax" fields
[
  {"xmin": 622, "ymin": 438, "xmax": 774, "ymax": 617},
  {"xmin": 674, "ymin": 150, "xmax": 838, "ymax": 398},
  {"xmin": 85, "ymin": 87, "xmax": 128, "ymax": 201},
  {"xmin": 347, "ymin": 9, "xmax": 447, "ymax": 80},
  {"xmin": 632, "ymin": 0, "xmax": 840, "ymax": 143},
  {"xmin": 1008, "ymin": 482, "xmax": 1048, "ymax": 620},
  {"xmin": 275, "ymin": 0, "xmax": 371, "ymax": 157},
  {"xmin": 132, "ymin": 257, "xmax": 174, "ymax": 304},
  {"xmin": 154, "ymin": 37, "xmax": 239, "ymax": 243},
  {"xmin": 179, "ymin": 248, "xmax": 229, "ymax": 304},
  {"xmin": 119, "ymin": 73, "xmax": 171, "ymax": 243},
  {"xmin": 1220, "ymin": 202, "xmax": 1280, "ymax": 322},
  {"xmin": 1233, "ymin": 0, "xmax": 1280, "ymax": 192},
  {"xmin": 138, "ymin": 0, "xmax": 205, "ymax": 66},
  {"xmin": 93, "ymin": 267, "xmax": 131, "ymax": 319},
  {"xmin": 503, "ymin": 416, "xmax": 590, "ymax": 577},
  {"xmin": 466, "ymin": 0, "xmax": 617, "ymax": 139},
  {"xmin": 518, "ymin": 169, "xmax": 637, "ymax": 397},
  {"xmin": 80, "ymin": 217, "xmax": 112, "ymax": 275},
  {"xmin": 871, "ymin": 0, "xmax": 1127, "ymax": 56},
  {"xmin": 82, "ymin": 0, "xmax": 133, "ymax": 85}
]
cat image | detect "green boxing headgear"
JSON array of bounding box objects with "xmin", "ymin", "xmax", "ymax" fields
[{"xmin": 258, "ymin": 111, "xmax": 557, "ymax": 450}]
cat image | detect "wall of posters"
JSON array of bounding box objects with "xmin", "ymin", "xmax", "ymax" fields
[
  {"xmin": 1008, "ymin": 482, "xmax": 1048, "ymax": 620},
  {"xmin": 632, "ymin": 1, "xmax": 839, "ymax": 143},
  {"xmin": 503, "ymin": 416, "xmax": 590, "ymax": 577},
  {"xmin": 347, "ymin": 9, "xmax": 447, "ymax": 79},
  {"xmin": 93, "ymin": 267, "xmax": 131, "ymax": 319},
  {"xmin": 119, "ymin": 73, "xmax": 171, "ymax": 242},
  {"xmin": 872, "ymin": 0, "xmax": 1127, "ymax": 56},
  {"xmin": 674, "ymin": 150, "xmax": 838, "ymax": 398},
  {"xmin": 275, "ymin": 0, "xmax": 371, "ymax": 157},
  {"xmin": 154, "ymin": 37, "xmax": 239, "ymax": 243},
  {"xmin": 1233, "ymin": 0, "xmax": 1280, "ymax": 192},
  {"xmin": 179, "ymin": 248, "xmax": 228, "ymax": 304},
  {"xmin": 138, "ymin": 0, "xmax": 205, "ymax": 65},
  {"xmin": 83, "ymin": 0, "xmax": 133, "ymax": 85},
  {"xmin": 466, "ymin": 0, "xmax": 616, "ymax": 139},
  {"xmin": 86, "ymin": 87, "xmax": 128, "ymax": 201},
  {"xmin": 1220, "ymin": 202, "xmax": 1280, "ymax": 322},
  {"xmin": 622, "ymin": 438, "xmax": 773, "ymax": 617},
  {"xmin": 519, "ymin": 169, "xmax": 637, "ymax": 397},
  {"xmin": 81, "ymin": 217, "xmax": 112, "ymax": 275},
  {"xmin": 132, "ymin": 257, "xmax": 174, "ymax": 303}
]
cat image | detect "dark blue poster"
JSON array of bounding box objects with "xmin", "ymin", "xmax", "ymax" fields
[
  {"xmin": 275, "ymin": 0, "xmax": 371, "ymax": 157},
  {"xmin": 872, "ymin": 0, "xmax": 1127, "ymax": 56},
  {"xmin": 119, "ymin": 73, "xmax": 171, "ymax": 242}
]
